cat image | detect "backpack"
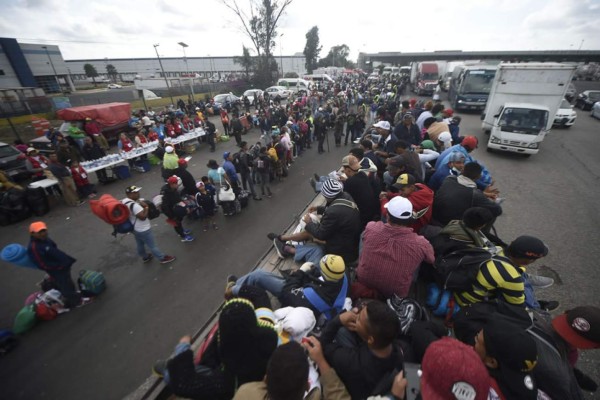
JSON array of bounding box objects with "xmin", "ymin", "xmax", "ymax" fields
[
  {"xmin": 142, "ymin": 200, "xmax": 161, "ymax": 220},
  {"xmin": 434, "ymin": 247, "xmax": 508, "ymax": 292},
  {"xmin": 232, "ymin": 152, "xmax": 243, "ymax": 173},
  {"xmin": 113, "ymin": 201, "xmax": 137, "ymax": 235},
  {"xmin": 299, "ymin": 121, "xmax": 308, "ymax": 134},
  {"xmin": 13, "ymin": 304, "xmax": 37, "ymax": 334},
  {"xmin": 386, "ymin": 295, "xmax": 430, "ymax": 336},
  {"xmin": 78, "ymin": 270, "xmax": 106, "ymax": 296},
  {"xmin": 303, "ymin": 275, "xmax": 348, "ymax": 320}
]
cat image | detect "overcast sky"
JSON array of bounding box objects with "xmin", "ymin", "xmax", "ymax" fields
[{"xmin": 1, "ymin": 0, "xmax": 599, "ymax": 61}]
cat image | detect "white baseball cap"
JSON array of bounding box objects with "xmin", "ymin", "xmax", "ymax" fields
[
  {"xmin": 373, "ymin": 120, "xmax": 391, "ymax": 130},
  {"xmin": 384, "ymin": 196, "xmax": 413, "ymax": 219},
  {"xmin": 165, "ymin": 146, "xmax": 174, "ymax": 153}
]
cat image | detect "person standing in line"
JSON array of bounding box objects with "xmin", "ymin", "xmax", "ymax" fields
[
  {"xmin": 122, "ymin": 186, "xmax": 176, "ymax": 264},
  {"xmin": 27, "ymin": 221, "xmax": 91, "ymax": 308},
  {"xmin": 47, "ymin": 152, "xmax": 84, "ymax": 207}
]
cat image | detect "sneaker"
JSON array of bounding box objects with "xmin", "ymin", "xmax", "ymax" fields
[
  {"xmin": 225, "ymin": 274, "xmax": 238, "ymax": 296},
  {"xmin": 76, "ymin": 200, "xmax": 86, "ymax": 206},
  {"xmin": 152, "ymin": 359, "xmax": 168, "ymax": 378},
  {"xmin": 313, "ymin": 173, "xmax": 320, "ymax": 182},
  {"xmin": 142, "ymin": 254, "xmax": 153, "ymax": 263},
  {"xmin": 212, "ymin": 223, "xmax": 219, "ymax": 230},
  {"xmin": 183, "ymin": 229, "xmax": 192, "ymax": 235},
  {"xmin": 267, "ymin": 232, "xmax": 281, "ymax": 241},
  {"xmin": 203, "ymin": 226, "xmax": 209, "ymax": 232},
  {"xmin": 538, "ymin": 300, "xmax": 560, "ymax": 312},
  {"xmin": 181, "ymin": 235, "xmax": 195, "ymax": 242},
  {"xmin": 353, "ymin": 138, "xmax": 361, "ymax": 144},
  {"xmin": 77, "ymin": 297, "xmax": 93, "ymax": 307},
  {"xmin": 309, "ymin": 178, "xmax": 316, "ymax": 191},
  {"xmin": 273, "ymin": 238, "xmax": 291, "ymax": 259},
  {"xmin": 254, "ymin": 196, "xmax": 263, "ymax": 201},
  {"xmin": 527, "ymin": 274, "xmax": 554, "ymax": 289},
  {"xmin": 160, "ymin": 255, "xmax": 176, "ymax": 264}
]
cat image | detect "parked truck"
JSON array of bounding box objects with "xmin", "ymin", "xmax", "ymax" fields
[
  {"xmin": 410, "ymin": 62, "xmax": 439, "ymax": 96},
  {"xmin": 482, "ymin": 63, "xmax": 576, "ymax": 155}
]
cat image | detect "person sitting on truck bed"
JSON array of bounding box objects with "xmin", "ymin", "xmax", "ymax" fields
[{"xmin": 435, "ymin": 136, "xmax": 494, "ymax": 189}]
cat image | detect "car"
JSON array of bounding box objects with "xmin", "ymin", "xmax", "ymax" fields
[
  {"xmin": 107, "ymin": 83, "xmax": 122, "ymax": 89},
  {"xmin": 574, "ymin": 90, "xmax": 600, "ymax": 111},
  {"xmin": 242, "ymin": 89, "xmax": 264, "ymax": 105},
  {"xmin": 553, "ymin": 99, "xmax": 577, "ymax": 128},
  {"xmin": 264, "ymin": 86, "xmax": 291, "ymax": 100},
  {"xmin": 565, "ymin": 83, "xmax": 576, "ymax": 102},
  {"xmin": 591, "ymin": 101, "xmax": 600, "ymax": 120},
  {"xmin": 213, "ymin": 93, "xmax": 241, "ymax": 109},
  {"xmin": 0, "ymin": 142, "xmax": 29, "ymax": 181}
]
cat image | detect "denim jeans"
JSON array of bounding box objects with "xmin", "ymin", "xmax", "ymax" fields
[
  {"xmin": 523, "ymin": 273, "xmax": 540, "ymax": 309},
  {"xmin": 162, "ymin": 343, "xmax": 214, "ymax": 384},
  {"xmin": 232, "ymin": 270, "xmax": 285, "ymax": 297},
  {"xmin": 133, "ymin": 229, "xmax": 165, "ymax": 259},
  {"xmin": 294, "ymin": 243, "xmax": 325, "ymax": 265}
]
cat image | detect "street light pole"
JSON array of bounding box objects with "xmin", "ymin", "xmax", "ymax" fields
[
  {"xmin": 279, "ymin": 33, "xmax": 284, "ymax": 78},
  {"xmin": 153, "ymin": 44, "xmax": 174, "ymax": 106},
  {"xmin": 178, "ymin": 42, "xmax": 194, "ymax": 102},
  {"xmin": 41, "ymin": 46, "xmax": 64, "ymax": 95}
]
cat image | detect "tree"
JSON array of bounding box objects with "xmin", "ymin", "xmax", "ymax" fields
[
  {"xmin": 233, "ymin": 46, "xmax": 255, "ymax": 80},
  {"xmin": 84, "ymin": 64, "xmax": 99, "ymax": 86},
  {"xmin": 222, "ymin": 0, "xmax": 293, "ymax": 86},
  {"xmin": 303, "ymin": 26, "xmax": 321, "ymax": 74},
  {"xmin": 284, "ymin": 71, "xmax": 298, "ymax": 78},
  {"xmin": 106, "ymin": 64, "xmax": 118, "ymax": 83},
  {"xmin": 317, "ymin": 44, "xmax": 354, "ymax": 68}
]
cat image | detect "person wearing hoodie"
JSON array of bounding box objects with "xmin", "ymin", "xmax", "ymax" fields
[{"xmin": 379, "ymin": 174, "xmax": 434, "ymax": 234}]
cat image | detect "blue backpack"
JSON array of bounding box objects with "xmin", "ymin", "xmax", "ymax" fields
[{"xmin": 303, "ymin": 275, "xmax": 348, "ymax": 320}]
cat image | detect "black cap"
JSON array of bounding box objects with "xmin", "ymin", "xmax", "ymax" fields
[{"xmin": 507, "ymin": 236, "xmax": 548, "ymax": 259}]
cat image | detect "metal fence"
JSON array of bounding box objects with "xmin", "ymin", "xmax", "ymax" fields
[{"xmin": 0, "ymin": 97, "xmax": 54, "ymax": 118}]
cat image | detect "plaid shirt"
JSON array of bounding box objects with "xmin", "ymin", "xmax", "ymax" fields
[{"xmin": 356, "ymin": 221, "xmax": 434, "ymax": 298}]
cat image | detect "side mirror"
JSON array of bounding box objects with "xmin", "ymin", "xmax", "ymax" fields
[
  {"xmin": 480, "ymin": 113, "xmax": 486, "ymax": 120},
  {"xmin": 493, "ymin": 114, "xmax": 500, "ymax": 118}
]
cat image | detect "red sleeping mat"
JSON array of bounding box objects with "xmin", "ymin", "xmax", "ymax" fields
[{"xmin": 89, "ymin": 194, "xmax": 130, "ymax": 225}]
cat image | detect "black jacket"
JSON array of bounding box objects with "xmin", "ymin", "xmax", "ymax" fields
[
  {"xmin": 343, "ymin": 172, "xmax": 379, "ymax": 228},
  {"xmin": 432, "ymin": 176, "xmax": 502, "ymax": 226},
  {"xmin": 175, "ymin": 167, "xmax": 198, "ymax": 196},
  {"xmin": 160, "ymin": 185, "xmax": 183, "ymax": 218},
  {"xmin": 81, "ymin": 143, "xmax": 106, "ymax": 161},
  {"xmin": 393, "ymin": 123, "xmax": 421, "ymax": 147},
  {"xmin": 305, "ymin": 192, "xmax": 362, "ymax": 263},
  {"xmin": 279, "ymin": 268, "xmax": 347, "ymax": 318}
]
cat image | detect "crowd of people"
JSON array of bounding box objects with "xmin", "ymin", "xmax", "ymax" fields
[{"xmin": 9, "ymin": 72, "xmax": 599, "ymax": 399}]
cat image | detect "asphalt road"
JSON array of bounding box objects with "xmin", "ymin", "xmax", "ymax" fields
[{"xmin": 1, "ymin": 89, "xmax": 600, "ymax": 399}]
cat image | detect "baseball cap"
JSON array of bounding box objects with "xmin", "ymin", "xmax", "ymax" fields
[
  {"xmin": 29, "ymin": 221, "xmax": 47, "ymax": 233},
  {"xmin": 384, "ymin": 196, "xmax": 413, "ymax": 219},
  {"xmin": 167, "ymin": 175, "xmax": 179, "ymax": 184},
  {"xmin": 341, "ymin": 155, "xmax": 360, "ymax": 171},
  {"xmin": 402, "ymin": 113, "xmax": 413, "ymax": 120},
  {"xmin": 223, "ymin": 151, "xmax": 231, "ymax": 160},
  {"xmin": 177, "ymin": 158, "xmax": 187, "ymax": 166},
  {"xmin": 438, "ymin": 131, "xmax": 452, "ymax": 143},
  {"xmin": 320, "ymin": 179, "xmax": 343, "ymax": 199},
  {"xmin": 449, "ymin": 151, "xmax": 466, "ymax": 162},
  {"xmin": 195, "ymin": 181, "xmax": 205, "ymax": 189},
  {"xmin": 507, "ymin": 236, "xmax": 548, "ymax": 260},
  {"xmin": 483, "ymin": 318, "xmax": 539, "ymax": 399},
  {"xmin": 319, "ymin": 254, "xmax": 346, "ymax": 281},
  {"xmin": 373, "ymin": 120, "xmax": 391, "ymax": 130},
  {"xmin": 443, "ymin": 108, "xmax": 454, "ymax": 117},
  {"xmin": 125, "ymin": 185, "xmax": 142, "ymax": 194},
  {"xmin": 552, "ymin": 306, "xmax": 600, "ymax": 349},
  {"xmin": 421, "ymin": 337, "xmax": 490, "ymax": 400},
  {"xmin": 392, "ymin": 174, "xmax": 416, "ymax": 189},
  {"xmin": 26, "ymin": 147, "xmax": 37, "ymax": 154},
  {"xmin": 420, "ymin": 140, "xmax": 435, "ymax": 150},
  {"xmin": 462, "ymin": 136, "xmax": 479, "ymax": 151},
  {"xmin": 165, "ymin": 146, "xmax": 174, "ymax": 153}
]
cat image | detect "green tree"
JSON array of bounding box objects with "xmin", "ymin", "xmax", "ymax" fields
[
  {"xmin": 233, "ymin": 46, "xmax": 255, "ymax": 80},
  {"xmin": 284, "ymin": 71, "xmax": 299, "ymax": 78},
  {"xmin": 222, "ymin": 0, "xmax": 294, "ymax": 86},
  {"xmin": 318, "ymin": 44, "xmax": 354, "ymax": 68},
  {"xmin": 84, "ymin": 63, "xmax": 99, "ymax": 86},
  {"xmin": 106, "ymin": 64, "xmax": 118, "ymax": 82},
  {"xmin": 303, "ymin": 26, "xmax": 322, "ymax": 74}
]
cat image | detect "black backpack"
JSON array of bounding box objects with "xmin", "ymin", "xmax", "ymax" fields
[
  {"xmin": 232, "ymin": 152, "xmax": 242, "ymax": 173},
  {"xmin": 434, "ymin": 247, "xmax": 509, "ymax": 292},
  {"xmin": 142, "ymin": 200, "xmax": 161, "ymax": 220}
]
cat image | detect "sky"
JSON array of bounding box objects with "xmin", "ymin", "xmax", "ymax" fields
[{"xmin": 1, "ymin": 0, "xmax": 599, "ymax": 61}]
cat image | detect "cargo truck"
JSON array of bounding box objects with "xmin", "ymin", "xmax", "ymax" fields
[
  {"xmin": 410, "ymin": 62, "xmax": 439, "ymax": 96},
  {"xmin": 482, "ymin": 63, "xmax": 576, "ymax": 155}
]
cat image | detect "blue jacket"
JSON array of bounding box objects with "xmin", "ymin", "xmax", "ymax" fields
[
  {"xmin": 222, "ymin": 160, "xmax": 239, "ymax": 182},
  {"xmin": 435, "ymin": 144, "xmax": 493, "ymax": 189},
  {"xmin": 28, "ymin": 237, "xmax": 76, "ymax": 271},
  {"xmin": 428, "ymin": 164, "xmax": 459, "ymax": 192}
]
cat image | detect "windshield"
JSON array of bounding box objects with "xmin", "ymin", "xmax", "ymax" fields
[
  {"xmin": 461, "ymin": 70, "xmax": 496, "ymax": 94},
  {"xmin": 422, "ymin": 73, "xmax": 438, "ymax": 80},
  {"xmin": 560, "ymin": 99, "xmax": 572, "ymax": 109},
  {"xmin": 0, "ymin": 145, "xmax": 20, "ymax": 158},
  {"xmin": 499, "ymin": 108, "xmax": 548, "ymax": 134},
  {"xmin": 588, "ymin": 92, "xmax": 600, "ymax": 101}
]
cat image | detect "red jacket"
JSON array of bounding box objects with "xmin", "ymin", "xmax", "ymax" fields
[
  {"xmin": 380, "ymin": 183, "xmax": 434, "ymax": 234},
  {"xmin": 70, "ymin": 165, "xmax": 90, "ymax": 187}
]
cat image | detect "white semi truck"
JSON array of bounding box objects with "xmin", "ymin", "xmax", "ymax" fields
[{"xmin": 482, "ymin": 63, "xmax": 576, "ymax": 155}]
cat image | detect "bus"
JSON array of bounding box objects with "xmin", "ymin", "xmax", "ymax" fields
[{"xmin": 447, "ymin": 65, "xmax": 497, "ymax": 111}]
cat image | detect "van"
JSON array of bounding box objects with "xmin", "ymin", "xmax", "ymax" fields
[
  {"xmin": 277, "ymin": 78, "xmax": 311, "ymax": 95},
  {"xmin": 0, "ymin": 142, "xmax": 29, "ymax": 181},
  {"xmin": 304, "ymin": 74, "xmax": 334, "ymax": 84}
]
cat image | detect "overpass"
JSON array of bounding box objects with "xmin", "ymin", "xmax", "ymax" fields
[{"xmin": 358, "ymin": 50, "xmax": 600, "ymax": 69}]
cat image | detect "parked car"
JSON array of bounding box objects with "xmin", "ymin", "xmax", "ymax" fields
[
  {"xmin": 107, "ymin": 83, "xmax": 122, "ymax": 89},
  {"xmin": 591, "ymin": 101, "xmax": 600, "ymax": 120},
  {"xmin": 243, "ymin": 89, "xmax": 264, "ymax": 105},
  {"xmin": 574, "ymin": 90, "xmax": 600, "ymax": 111},
  {"xmin": 213, "ymin": 93, "xmax": 241, "ymax": 109},
  {"xmin": 264, "ymin": 86, "xmax": 291, "ymax": 100},
  {"xmin": 0, "ymin": 142, "xmax": 29, "ymax": 181},
  {"xmin": 565, "ymin": 83, "xmax": 576, "ymax": 102},
  {"xmin": 553, "ymin": 99, "xmax": 577, "ymax": 128}
]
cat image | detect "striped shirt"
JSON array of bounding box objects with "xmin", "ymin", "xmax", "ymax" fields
[{"xmin": 455, "ymin": 258, "xmax": 525, "ymax": 306}]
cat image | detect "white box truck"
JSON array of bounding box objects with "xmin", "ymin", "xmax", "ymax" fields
[{"xmin": 482, "ymin": 63, "xmax": 576, "ymax": 155}]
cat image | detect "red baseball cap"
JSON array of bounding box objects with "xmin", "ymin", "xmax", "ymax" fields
[
  {"xmin": 167, "ymin": 176, "xmax": 179, "ymax": 184},
  {"xmin": 461, "ymin": 136, "xmax": 479, "ymax": 151},
  {"xmin": 443, "ymin": 108, "xmax": 454, "ymax": 117},
  {"xmin": 552, "ymin": 306, "xmax": 600, "ymax": 349}
]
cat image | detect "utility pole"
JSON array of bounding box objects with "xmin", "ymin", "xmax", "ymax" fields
[
  {"xmin": 153, "ymin": 44, "xmax": 174, "ymax": 106},
  {"xmin": 178, "ymin": 42, "xmax": 194, "ymax": 102}
]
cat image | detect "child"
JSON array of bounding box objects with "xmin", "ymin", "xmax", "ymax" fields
[
  {"xmin": 194, "ymin": 181, "xmax": 218, "ymax": 231},
  {"xmin": 70, "ymin": 160, "xmax": 96, "ymax": 199}
]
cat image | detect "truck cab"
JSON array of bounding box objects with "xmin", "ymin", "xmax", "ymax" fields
[
  {"xmin": 412, "ymin": 63, "xmax": 439, "ymax": 96},
  {"xmin": 487, "ymin": 103, "xmax": 549, "ymax": 154}
]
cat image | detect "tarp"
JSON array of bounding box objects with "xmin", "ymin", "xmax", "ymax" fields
[{"xmin": 56, "ymin": 102, "xmax": 131, "ymax": 128}]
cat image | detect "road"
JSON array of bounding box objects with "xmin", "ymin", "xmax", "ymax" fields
[{"xmin": 1, "ymin": 90, "xmax": 600, "ymax": 398}]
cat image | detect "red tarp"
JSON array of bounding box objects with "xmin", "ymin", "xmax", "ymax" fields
[{"xmin": 56, "ymin": 103, "xmax": 131, "ymax": 128}]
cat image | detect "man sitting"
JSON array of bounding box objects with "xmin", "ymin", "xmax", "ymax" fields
[
  {"xmin": 427, "ymin": 151, "xmax": 465, "ymax": 192},
  {"xmin": 352, "ymin": 196, "xmax": 435, "ymax": 300}
]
